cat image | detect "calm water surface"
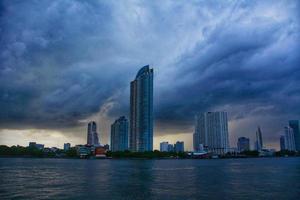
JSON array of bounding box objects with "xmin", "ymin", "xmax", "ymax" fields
[{"xmin": 0, "ymin": 157, "xmax": 299, "ymax": 200}]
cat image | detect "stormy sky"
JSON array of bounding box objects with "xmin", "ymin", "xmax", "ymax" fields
[{"xmin": 0, "ymin": 0, "xmax": 299, "ymax": 150}]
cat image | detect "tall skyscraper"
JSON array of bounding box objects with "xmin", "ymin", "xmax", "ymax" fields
[
  {"xmin": 130, "ymin": 65, "xmax": 153, "ymax": 152},
  {"xmin": 237, "ymin": 137, "xmax": 250, "ymax": 152},
  {"xmin": 110, "ymin": 116, "xmax": 129, "ymax": 152},
  {"xmin": 87, "ymin": 121, "xmax": 100, "ymax": 146},
  {"xmin": 284, "ymin": 126, "xmax": 296, "ymax": 151},
  {"xmin": 255, "ymin": 126, "xmax": 263, "ymax": 151},
  {"xmin": 280, "ymin": 135, "xmax": 285, "ymax": 151},
  {"xmin": 174, "ymin": 141, "xmax": 184, "ymax": 152},
  {"xmin": 289, "ymin": 120, "xmax": 300, "ymax": 151},
  {"xmin": 194, "ymin": 112, "xmax": 229, "ymax": 154}
]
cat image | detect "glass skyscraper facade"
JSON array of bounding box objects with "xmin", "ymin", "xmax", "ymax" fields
[
  {"xmin": 110, "ymin": 116, "xmax": 129, "ymax": 152},
  {"xmin": 87, "ymin": 121, "xmax": 100, "ymax": 146},
  {"xmin": 284, "ymin": 126, "xmax": 296, "ymax": 151},
  {"xmin": 280, "ymin": 135, "xmax": 285, "ymax": 151},
  {"xmin": 194, "ymin": 111, "xmax": 229, "ymax": 154},
  {"xmin": 289, "ymin": 120, "xmax": 300, "ymax": 151},
  {"xmin": 255, "ymin": 126, "xmax": 263, "ymax": 151},
  {"xmin": 130, "ymin": 65, "xmax": 153, "ymax": 152}
]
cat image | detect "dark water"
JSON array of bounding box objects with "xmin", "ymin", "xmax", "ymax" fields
[{"xmin": 0, "ymin": 158, "xmax": 299, "ymax": 200}]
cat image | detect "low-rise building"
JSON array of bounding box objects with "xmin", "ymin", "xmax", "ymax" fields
[
  {"xmin": 174, "ymin": 141, "xmax": 184, "ymax": 152},
  {"xmin": 76, "ymin": 145, "xmax": 91, "ymax": 158},
  {"xmin": 94, "ymin": 146, "xmax": 107, "ymax": 158},
  {"xmin": 160, "ymin": 142, "xmax": 169, "ymax": 152},
  {"xmin": 64, "ymin": 143, "xmax": 71, "ymax": 151},
  {"xmin": 29, "ymin": 142, "xmax": 44, "ymax": 150},
  {"xmin": 168, "ymin": 144, "xmax": 174, "ymax": 152}
]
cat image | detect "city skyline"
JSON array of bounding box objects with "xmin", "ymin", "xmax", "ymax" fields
[{"xmin": 0, "ymin": 1, "xmax": 300, "ymax": 150}]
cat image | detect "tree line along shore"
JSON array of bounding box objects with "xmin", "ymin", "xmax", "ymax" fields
[{"xmin": 0, "ymin": 145, "xmax": 299, "ymax": 159}]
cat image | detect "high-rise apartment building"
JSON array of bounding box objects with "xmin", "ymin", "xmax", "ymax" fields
[
  {"xmin": 289, "ymin": 120, "xmax": 300, "ymax": 151},
  {"xmin": 255, "ymin": 126, "xmax": 263, "ymax": 151},
  {"xmin": 284, "ymin": 126, "xmax": 296, "ymax": 151},
  {"xmin": 194, "ymin": 112, "xmax": 229, "ymax": 154},
  {"xmin": 130, "ymin": 65, "xmax": 153, "ymax": 152},
  {"xmin": 110, "ymin": 116, "xmax": 129, "ymax": 152},
  {"xmin": 280, "ymin": 135, "xmax": 285, "ymax": 151},
  {"xmin": 87, "ymin": 121, "xmax": 100, "ymax": 146}
]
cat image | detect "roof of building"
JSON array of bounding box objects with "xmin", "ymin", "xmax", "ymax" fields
[{"xmin": 136, "ymin": 65, "xmax": 150, "ymax": 78}]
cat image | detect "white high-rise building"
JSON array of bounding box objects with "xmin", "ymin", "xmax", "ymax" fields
[
  {"xmin": 284, "ymin": 126, "xmax": 296, "ymax": 151},
  {"xmin": 193, "ymin": 111, "xmax": 229, "ymax": 155}
]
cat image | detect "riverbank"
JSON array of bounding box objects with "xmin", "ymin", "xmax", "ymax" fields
[{"xmin": 1, "ymin": 145, "xmax": 299, "ymax": 160}]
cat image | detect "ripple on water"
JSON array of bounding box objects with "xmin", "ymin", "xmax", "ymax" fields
[{"xmin": 0, "ymin": 157, "xmax": 300, "ymax": 200}]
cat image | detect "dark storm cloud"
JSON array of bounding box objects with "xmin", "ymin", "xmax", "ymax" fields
[
  {"xmin": 0, "ymin": 0, "xmax": 300, "ymax": 144},
  {"xmin": 155, "ymin": 1, "xmax": 300, "ymax": 134},
  {"xmin": 0, "ymin": 0, "xmax": 134, "ymax": 128}
]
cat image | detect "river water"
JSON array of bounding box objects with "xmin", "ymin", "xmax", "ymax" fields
[{"xmin": 0, "ymin": 157, "xmax": 299, "ymax": 199}]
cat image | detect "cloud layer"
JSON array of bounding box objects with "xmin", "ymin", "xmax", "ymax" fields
[{"xmin": 1, "ymin": 0, "xmax": 299, "ymax": 149}]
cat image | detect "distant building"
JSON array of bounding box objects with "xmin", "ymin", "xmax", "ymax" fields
[
  {"xmin": 29, "ymin": 142, "xmax": 44, "ymax": 150},
  {"xmin": 29, "ymin": 142, "xmax": 36, "ymax": 148},
  {"xmin": 194, "ymin": 112, "xmax": 229, "ymax": 154},
  {"xmin": 64, "ymin": 143, "xmax": 71, "ymax": 151},
  {"xmin": 255, "ymin": 126, "xmax": 263, "ymax": 151},
  {"xmin": 103, "ymin": 144, "xmax": 110, "ymax": 151},
  {"xmin": 289, "ymin": 120, "xmax": 300, "ymax": 151},
  {"xmin": 284, "ymin": 126, "xmax": 296, "ymax": 151},
  {"xmin": 94, "ymin": 146, "xmax": 107, "ymax": 158},
  {"xmin": 168, "ymin": 144, "xmax": 174, "ymax": 152},
  {"xmin": 130, "ymin": 65, "xmax": 153, "ymax": 152},
  {"xmin": 280, "ymin": 135, "xmax": 285, "ymax": 151},
  {"xmin": 160, "ymin": 142, "xmax": 169, "ymax": 152},
  {"xmin": 111, "ymin": 116, "xmax": 129, "ymax": 152},
  {"xmin": 36, "ymin": 144, "xmax": 44, "ymax": 150},
  {"xmin": 174, "ymin": 141, "xmax": 184, "ymax": 152},
  {"xmin": 198, "ymin": 144, "xmax": 204, "ymax": 152},
  {"xmin": 50, "ymin": 147, "xmax": 59, "ymax": 152},
  {"xmin": 87, "ymin": 121, "xmax": 100, "ymax": 146},
  {"xmin": 76, "ymin": 145, "xmax": 91, "ymax": 158},
  {"xmin": 43, "ymin": 148, "xmax": 52, "ymax": 153},
  {"xmin": 237, "ymin": 137, "xmax": 250, "ymax": 152},
  {"xmin": 193, "ymin": 132, "xmax": 200, "ymax": 152},
  {"xmin": 259, "ymin": 149, "xmax": 275, "ymax": 157}
]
